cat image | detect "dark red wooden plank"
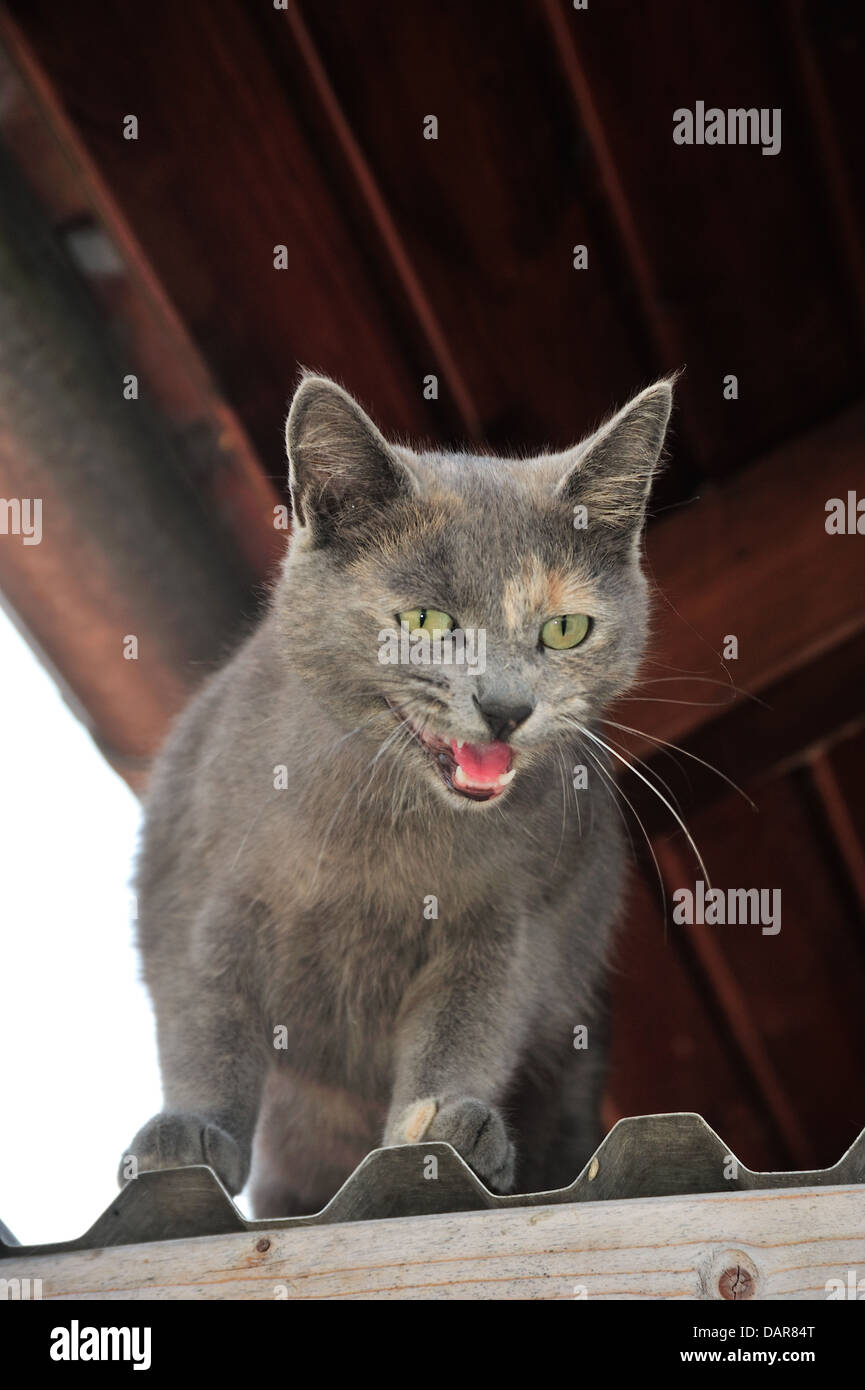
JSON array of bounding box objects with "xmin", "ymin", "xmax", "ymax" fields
[
  {"xmin": 608, "ymin": 874, "xmax": 780, "ymax": 1170},
  {"xmin": 612, "ymin": 628, "xmax": 865, "ymax": 838},
  {"xmin": 625, "ymin": 400, "xmax": 865, "ymax": 754},
  {"xmin": 817, "ymin": 730, "xmax": 865, "ymax": 928},
  {"xmin": 5, "ymin": 0, "xmax": 441, "ymax": 469},
  {"xmin": 291, "ymin": 0, "xmax": 648, "ymax": 451},
  {"xmin": 557, "ymin": 0, "xmax": 862, "ymax": 472},
  {"xmin": 0, "ymin": 19, "xmax": 283, "ymax": 588},
  {"xmin": 657, "ymin": 773, "xmax": 865, "ymax": 1169},
  {"xmin": 786, "ymin": 0, "xmax": 865, "ymax": 345},
  {"xmin": 0, "ymin": 145, "xmax": 252, "ymax": 787}
]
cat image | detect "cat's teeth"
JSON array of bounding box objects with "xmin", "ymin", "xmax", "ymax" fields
[
  {"xmin": 452, "ymin": 765, "xmax": 515, "ymax": 792},
  {"xmin": 455, "ymin": 740, "xmax": 465, "ymax": 751}
]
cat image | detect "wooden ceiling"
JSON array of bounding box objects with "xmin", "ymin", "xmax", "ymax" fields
[
  {"xmin": 7, "ymin": 1, "xmax": 865, "ymax": 476},
  {"xmin": 0, "ymin": 0, "xmax": 863, "ymax": 1173}
]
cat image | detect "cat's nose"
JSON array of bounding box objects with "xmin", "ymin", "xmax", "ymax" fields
[{"xmin": 474, "ymin": 697, "xmax": 535, "ymax": 742}]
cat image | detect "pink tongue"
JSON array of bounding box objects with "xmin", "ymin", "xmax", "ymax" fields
[{"xmin": 451, "ymin": 739, "xmax": 512, "ymax": 787}]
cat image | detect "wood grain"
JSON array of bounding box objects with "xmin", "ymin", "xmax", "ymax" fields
[{"xmin": 3, "ymin": 1185, "xmax": 862, "ymax": 1300}]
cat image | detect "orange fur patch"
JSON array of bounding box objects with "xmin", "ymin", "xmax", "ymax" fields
[
  {"xmin": 502, "ymin": 559, "xmax": 592, "ymax": 633},
  {"xmin": 399, "ymin": 1097, "xmax": 438, "ymax": 1143}
]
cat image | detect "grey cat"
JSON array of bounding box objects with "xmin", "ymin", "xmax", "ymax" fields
[{"xmin": 122, "ymin": 373, "xmax": 673, "ymax": 1215}]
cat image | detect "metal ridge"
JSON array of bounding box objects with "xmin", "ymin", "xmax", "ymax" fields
[{"xmin": 3, "ymin": 1112, "xmax": 863, "ymax": 1259}]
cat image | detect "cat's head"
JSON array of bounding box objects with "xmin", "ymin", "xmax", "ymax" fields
[{"xmin": 277, "ymin": 373, "xmax": 672, "ymax": 809}]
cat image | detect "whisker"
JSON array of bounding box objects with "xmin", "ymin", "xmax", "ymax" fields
[
  {"xmin": 597, "ymin": 716, "xmax": 757, "ymax": 810},
  {"xmin": 580, "ymin": 739, "xmax": 667, "ymax": 922},
  {"xmin": 578, "ymin": 723, "xmax": 713, "ymax": 891},
  {"xmin": 552, "ymin": 750, "xmax": 569, "ymax": 871},
  {"xmin": 635, "ymin": 673, "xmax": 768, "ymax": 707},
  {"xmin": 581, "ymin": 742, "xmax": 634, "ymax": 857},
  {"xmin": 581, "ymin": 721, "xmax": 683, "ymax": 814},
  {"xmin": 562, "ymin": 745, "xmax": 583, "ymax": 841},
  {"xmin": 310, "ymin": 713, "xmax": 414, "ymax": 888},
  {"xmin": 640, "ymin": 553, "xmax": 742, "ymax": 692},
  {"xmin": 618, "ymin": 694, "xmax": 739, "ymax": 709}
]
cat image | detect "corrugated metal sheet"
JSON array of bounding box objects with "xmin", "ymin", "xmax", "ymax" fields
[{"xmin": 3, "ymin": 1113, "xmax": 864, "ymax": 1259}]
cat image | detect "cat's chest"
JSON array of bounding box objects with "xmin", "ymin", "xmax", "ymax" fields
[
  {"xmin": 255, "ymin": 799, "xmax": 530, "ymax": 920},
  {"xmin": 259, "ymin": 903, "xmax": 438, "ymax": 1090}
]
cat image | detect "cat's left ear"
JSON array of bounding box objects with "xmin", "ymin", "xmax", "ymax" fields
[
  {"xmin": 553, "ymin": 378, "xmax": 674, "ymax": 533},
  {"xmin": 286, "ymin": 373, "xmax": 417, "ymax": 545}
]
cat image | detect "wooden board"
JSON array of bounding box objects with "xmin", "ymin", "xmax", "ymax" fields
[
  {"xmin": 291, "ymin": 0, "xmax": 648, "ymax": 451},
  {"xmin": 3, "ymin": 1184, "xmax": 862, "ymax": 1300},
  {"xmin": 656, "ymin": 778, "xmax": 865, "ymax": 1171},
  {"xmin": 608, "ymin": 877, "xmax": 783, "ymax": 1172},
  {"xmin": 630, "ymin": 400, "xmax": 865, "ymax": 753},
  {"xmin": 566, "ymin": 0, "xmax": 863, "ymax": 472},
  {"xmin": 4, "ymin": 0, "xmax": 449, "ymax": 462}
]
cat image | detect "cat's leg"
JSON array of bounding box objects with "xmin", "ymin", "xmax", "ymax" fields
[
  {"xmin": 248, "ymin": 1069, "xmax": 386, "ymax": 1218},
  {"xmin": 120, "ymin": 913, "xmax": 266, "ymax": 1195},
  {"xmin": 506, "ymin": 1003, "xmax": 611, "ymax": 1194},
  {"xmin": 120, "ymin": 1006, "xmax": 265, "ymax": 1195},
  {"xmin": 548, "ymin": 987, "xmax": 611, "ymax": 1185},
  {"xmin": 382, "ymin": 933, "xmax": 532, "ymax": 1193},
  {"xmin": 121, "ymin": 1001, "xmax": 264, "ymax": 1195}
]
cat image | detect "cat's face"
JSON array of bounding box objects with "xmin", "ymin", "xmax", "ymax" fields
[{"xmin": 278, "ymin": 376, "xmax": 671, "ymax": 809}]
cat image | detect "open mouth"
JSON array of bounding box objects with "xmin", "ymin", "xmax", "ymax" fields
[{"xmin": 390, "ymin": 705, "xmax": 516, "ymax": 801}]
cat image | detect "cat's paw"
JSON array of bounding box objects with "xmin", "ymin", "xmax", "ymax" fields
[
  {"xmin": 118, "ymin": 1111, "xmax": 248, "ymax": 1194},
  {"xmin": 392, "ymin": 1096, "xmax": 516, "ymax": 1193}
]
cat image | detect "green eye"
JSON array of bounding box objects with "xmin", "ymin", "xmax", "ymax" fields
[
  {"xmin": 541, "ymin": 613, "xmax": 591, "ymax": 650},
  {"xmin": 398, "ymin": 608, "xmax": 455, "ymax": 636}
]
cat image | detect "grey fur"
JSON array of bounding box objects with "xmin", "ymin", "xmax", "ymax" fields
[{"xmin": 122, "ymin": 374, "xmax": 672, "ymax": 1213}]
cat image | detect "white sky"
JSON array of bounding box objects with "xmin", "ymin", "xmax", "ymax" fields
[{"xmin": 0, "ymin": 608, "xmax": 162, "ymax": 1245}]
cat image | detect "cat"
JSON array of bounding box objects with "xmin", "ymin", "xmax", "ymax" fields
[{"xmin": 121, "ymin": 372, "xmax": 673, "ymax": 1215}]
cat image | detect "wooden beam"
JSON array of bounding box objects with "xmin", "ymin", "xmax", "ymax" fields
[
  {"xmin": 280, "ymin": 0, "xmax": 481, "ymax": 439},
  {"xmin": 782, "ymin": 0, "xmax": 865, "ymax": 356},
  {"xmin": 555, "ymin": 0, "xmax": 862, "ymax": 474},
  {"xmin": 538, "ymin": 0, "xmax": 683, "ymax": 377},
  {"xmin": 281, "ymin": 0, "xmax": 648, "ymax": 451},
  {"xmin": 0, "ymin": 146, "xmax": 255, "ymax": 790},
  {"xmin": 654, "ymin": 841, "xmax": 812, "ymax": 1169},
  {"xmin": 0, "ymin": 14, "xmax": 282, "ymax": 586},
  {"xmin": 2, "ymin": 0, "xmax": 442, "ymax": 452},
  {"xmin": 809, "ymin": 751, "xmax": 865, "ymax": 923},
  {"xmin": 3, "ymin": 1184, "xmax": 861, "ymax": 1299},
  {"xmin": 626, "ymin": 399, "xmax": 865, "ymax": 755}
]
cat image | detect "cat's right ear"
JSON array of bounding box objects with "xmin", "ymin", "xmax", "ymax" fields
[
  {"xmin": 552, "ymin": 377, "xmax": 674, "ymax": 535},
  {"xmin": 286, "ymin": 374, "xmax": 416, "ymax": 545}
]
